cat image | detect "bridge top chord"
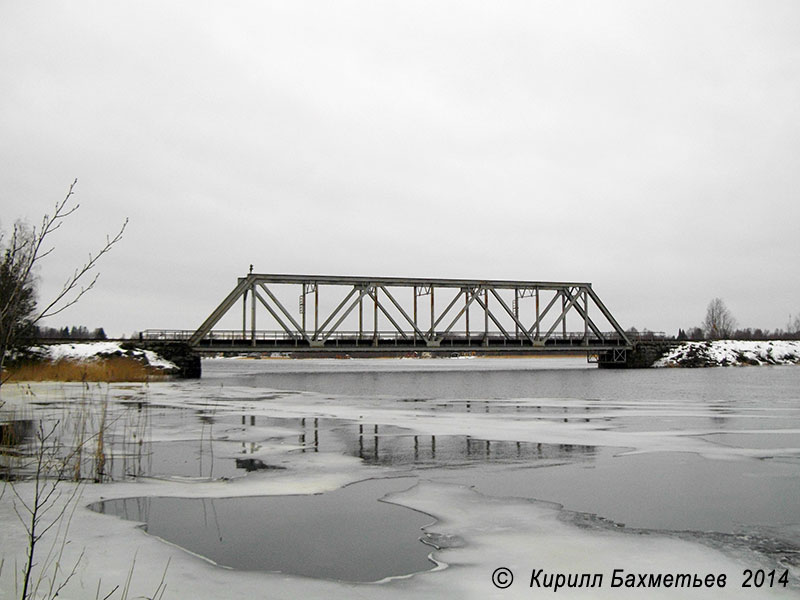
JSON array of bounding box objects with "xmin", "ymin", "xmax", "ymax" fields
[{"xmin": 240, "ymin": 273, "xmax": 593, "ymax": 289}]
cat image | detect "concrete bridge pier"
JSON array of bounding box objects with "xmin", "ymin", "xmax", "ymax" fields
[
  {"xmin": 134, "ymin": 341, "xmax": 201, "ymax": 378},
  {"xmin": 597, "ymin": 341, "xmax": 678, "ymax": 369}
]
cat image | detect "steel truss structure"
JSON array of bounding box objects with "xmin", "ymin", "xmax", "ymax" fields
[{"xmin": 171, "ymin": 274, "xmax": 632, "ymax": 356}]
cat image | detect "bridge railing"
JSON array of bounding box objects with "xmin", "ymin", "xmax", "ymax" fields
[
  {"xmin": 142, "ymin": 329, "xmax": 653, "ymax": 344},
  {"xmin": 624, "ymin": 331, "xmax": 668, "ymax": 341}
]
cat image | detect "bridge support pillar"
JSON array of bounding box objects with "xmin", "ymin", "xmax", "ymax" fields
[
  {"xmin": 135, "ymin": 342, "xmax": 201, "ymax": 378},
  {"xmin": 597, "ymin": 342, "xmax": 678, "ymax": 368}
]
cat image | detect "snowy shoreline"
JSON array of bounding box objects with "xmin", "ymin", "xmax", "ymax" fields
[
  {"xmin": 12, "ymin": 340, "xmax": 800, "ymax": 373},
  {"xmin": 18, "ymin": 341, "xmax": 178, "ymax": 371},
  {"xmin": 654, "ymin": 340, "xmax": 800, "ymax": 368}
]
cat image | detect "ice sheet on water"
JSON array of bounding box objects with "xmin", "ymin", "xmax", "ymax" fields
[
  {"xmin": 3, "ymin": 377, "xmax": 800, "ymax": 598},
  {"xmin": 2, "ymin": 477, "xmax": 797, "ymax": 599}
]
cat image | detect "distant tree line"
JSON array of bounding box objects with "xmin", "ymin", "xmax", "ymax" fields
[
  {"xmin": 630, "ymin": 298, "xmax": 800, "ymax": 342},
  {"xmin": 679, "ymin": 298, "xmax": 800, "ymax": 341},
  {"xmin": 675, "ymin": 326, "xmax": 800, "ymax": 342},
  {"xmin": 29, "ymin": 324, "xmax": 108, "ymax": 340}
]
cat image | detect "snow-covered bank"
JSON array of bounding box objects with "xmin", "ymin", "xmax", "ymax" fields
[
  {"xmin": 654, "ymin": 340, "xmax": 800, "ymax": 368},
  {"xmin": 19, "ymin": 341, "xmax": 178, "ymax": 371}
]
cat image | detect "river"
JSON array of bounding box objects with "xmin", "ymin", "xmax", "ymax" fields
[{"xmin": 2, "ymin": 357, "xmax": 799, "ymax": 598}]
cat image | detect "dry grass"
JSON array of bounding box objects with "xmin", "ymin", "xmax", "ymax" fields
[{"xmin": 2, "ymin": 357, "xmax": 168, "ymax": 383}]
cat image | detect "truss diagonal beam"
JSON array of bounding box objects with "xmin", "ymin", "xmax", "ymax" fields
[
  {"xmin": 543, "ymin": 288, "xmax": 583, "ymax": 340},
  {"xmin": 489, "ymin": 289, "xmax": 536, "ymax": 344},
  {"xmin": 189, "ymin": 277, "xmax": 251, "ymax": 345},
  {"xmin": 378, "ymin": 286, "xmax": 426, "ymax": 341},
  {"xmin": 473, "ymin": 295, "xmax": 512, "ymax": 340},
  {"xmin": 562, "ymin": 287, "xmax": 605, "ymax": 342},
  {"xmin": 253, "ymin": 290, "xmax": 298, "ymax": 339},
  {"xmin": 259, "ymin": 283, "xmax": 310, "ymax": 342},
  {"xmin": 314, "ymin": 286, "xmax": 359, "ymax": 340},
  {"xmin": 585, "ymin": 286, "xmax": 631, "ymax": 344},
  {"xmin": 527, "ymin": 290, "xmax": 561, "ymax": 338},
  {"xmin": 427, "ymin": 288, "xmax": 466, "ymax": 337},
  {"xmin": 368, "ymin": 288, "xmax": 410, "ymax": 340},
  {"xmin": 440, "ymin": 288, "xmax": 478, "ymax": 337},
  {"xmin": 320, "ymin": 287, "xmax": 371, "ymax": 342}
]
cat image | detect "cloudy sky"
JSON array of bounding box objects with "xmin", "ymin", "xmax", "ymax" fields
[{"xmin": 2, "ymin": 1, "xmax": 799, "ymax": 337}]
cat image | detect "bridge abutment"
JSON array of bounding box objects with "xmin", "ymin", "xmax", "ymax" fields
[
  {"xmin": 133, "ymin": 341, "xmax": 201, "ymax": 378},
  {"xmin": 597, "ymin": 341, "xmax": 678, "ymax": 368}
]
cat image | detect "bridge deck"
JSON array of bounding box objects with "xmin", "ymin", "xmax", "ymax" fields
[{"xmin": 146, "ymin": 329, "xmax": 632, "ymax": 355}]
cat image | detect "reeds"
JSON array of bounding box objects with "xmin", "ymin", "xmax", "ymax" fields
[
  {"xmin": 1, "ymin": 384, "xmax": 152, "ymax": 483},
  {"xmin": 1, "ymin": 384, "xmax": 165, "ymax": 598},
  {"xmin": 2, "ymin": 358, "xmax": 167, "ymax": 383}
]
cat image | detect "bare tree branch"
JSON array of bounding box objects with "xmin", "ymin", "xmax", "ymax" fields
[
  {"xmin": 0, "ymin": 180, "xmax": 127, "ymax": 381},
  {"xmin": 703, "ymin": 298, "xmax": 737, "ymax": 340}
]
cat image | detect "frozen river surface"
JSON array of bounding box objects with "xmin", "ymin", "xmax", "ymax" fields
[{"xmin": 2, "ymin": 357, "xmax": 800, "ymax": 598}]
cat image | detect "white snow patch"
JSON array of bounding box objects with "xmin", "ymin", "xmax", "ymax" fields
[
  {"xmin": 654, "ymin": 340, "xmax": 800, "ymax": 367},
  {"xmin": 25, "ymin": 342, "xmax": 178, "ymax": 370}
]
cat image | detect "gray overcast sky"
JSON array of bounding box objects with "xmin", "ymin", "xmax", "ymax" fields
[{"xmin": 2, "ymin": 1, "xmax": 799, "ymax": 337}]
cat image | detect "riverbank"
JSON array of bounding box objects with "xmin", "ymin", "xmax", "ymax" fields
[
  {"xmin": 3, "ymin": 341, "xmax": 179, "ymax": 382},
  {"xmin": 654, "ymin": 340, "xmax": 800, "ymax": 368}
]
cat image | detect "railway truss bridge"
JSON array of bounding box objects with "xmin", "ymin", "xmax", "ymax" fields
[{"xmin": 145, "ymin": 273, "xmax": 635, "ymax": 364}]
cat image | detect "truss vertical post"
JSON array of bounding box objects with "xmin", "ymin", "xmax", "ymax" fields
[
  {"xmin": 250, "ymin": 282, "xmax": 256, "ymax": 346},
  {"xmin": 242, "ymin": 290, "xmax": 247, "ymax": 340},
  {"xmin": 483, "ymin": 288, "xmax": 489, "ymax": 346},
  {"xmin": 359, "ymin": 293, "xmax": 363, "ymax": 339},
  {"xmin": 465, "ymin": 289, "xmax": 470, "ymax": 341},
  {"xmin": 413, "ymin": 286, "xmax": 417, "ymax": 332},
  {"xmin": 314, "ymin": 285, "xmax": 319, "ymax": 338},
  {"xmin": 561, "ymin": 293, "xmax": 567, "ymax": 339},
  {"xmin": 301, "ymin": 284, "xmax": 306, "ymax": 334},
  {"xmin": 535, "ymin": 288, "xmax": 540, "ymax": 340},
  {"xmin": 584, "ymin": 290, "xmax": 589, "ymax": 343},
  {"xmin": 430, "ymin": 288, "xmax": 435, "ymax": 340},
  {"xmin": 514, "ymin": 288, "xmax": 519, "ymax": 339},
  {"xmin": 373, "ymin": 285, "xmax": 379, "ymax": 346}
]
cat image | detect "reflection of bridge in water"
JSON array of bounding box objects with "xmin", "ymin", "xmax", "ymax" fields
[
  {"xmin": 146, "ymin": 273, "xmax": 634, "ymax": 364},
  {"xmin": 293, "ymin": 417, "xmax": 597, "ymax": 467}
]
